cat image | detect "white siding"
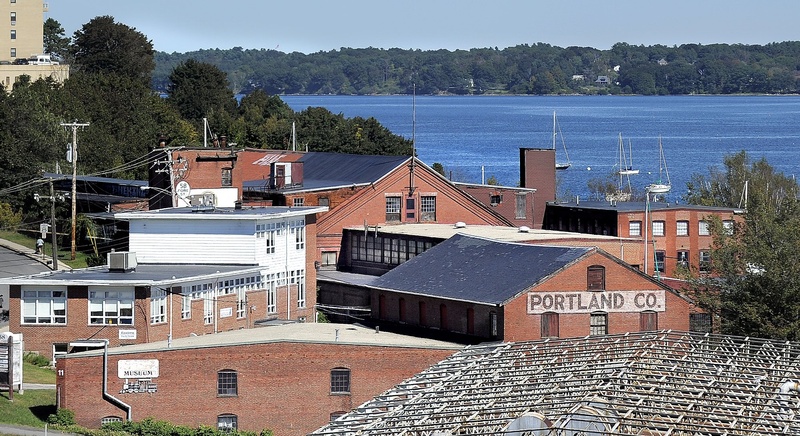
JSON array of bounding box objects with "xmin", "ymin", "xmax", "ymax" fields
[{"xmin": 129, "ymin": 220, "xmax": 256, "ymax": 264}]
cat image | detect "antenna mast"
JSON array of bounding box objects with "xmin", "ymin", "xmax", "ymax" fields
[{"xmin": 409, "ymin": 83, "xmax": 416, "ymax": 195}]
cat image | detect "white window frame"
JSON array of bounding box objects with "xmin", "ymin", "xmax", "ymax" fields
[
  {"xmin": 291, "ymin": 219, "xmax": 305, "ymax": 250},
  {"xmin": 181, "ymin": 293, "xmax": 191, "ymax": 320},
  {"xmin": 266, "ymin": 273, "xmax": 277, "ymax": 314},
  {"xmin": 150, "ymin": 288, "xmax": 167, "ymax": 324},
  {"xmin": 293, "ymin": 197, "xmax": 305, "ymax": 206},
  {"xmin": 629, "ymin": 221, "xmax": 641, "ymax": 237},
  {"xmin": 420, "ymin": 195, "xmax": 436, "ymax": 221},
  {"xmin": 699, "ymin": 220, "xmax": 710, "ymax": 236},
  {"xmin": 676, "ymin": 220, "xmax": 689, "ymax": 236},
  {"xmin": 723, "ymin": 220, "xmax": 734, "ymax": 235},
  {"xmin": 89, "ymin": 289, "xmax": 134, "ymax": 325},
  {"xmin": 21, "ymin": 289, "xmax": 66, "ymax": 324},
  {"xmin": 292, "ymin": 269, "xmax": 306, "ymax": 308},
  {"xmin": 652, "ymin": 220, "xmax": 665, "ymax": 237}
]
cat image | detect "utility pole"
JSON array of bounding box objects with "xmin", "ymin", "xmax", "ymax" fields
[
  {"xmin": 61, "ymin": 121, "xmax": 89, "ymax": 260},
  {"xmin": 49, "ymin": 179, "xmax": 58, "ymax": 270}
]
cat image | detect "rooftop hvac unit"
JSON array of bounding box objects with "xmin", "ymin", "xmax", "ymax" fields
[
  {"xmin": 108, "ymin": 251, "xmax": 137, "ymax": 272},
  {"xmin": 189, "ymin": 192, "xmax": 216, "ymax": 207}
]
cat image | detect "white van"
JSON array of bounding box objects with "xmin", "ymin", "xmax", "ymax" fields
[{"xmin": 28, "ymin": 54, "xmax": 59, "ymax": 65}]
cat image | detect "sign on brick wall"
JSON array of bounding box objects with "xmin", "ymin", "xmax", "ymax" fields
[{"xmin": 527, "ymin": 290, "xmax": 665, "ymax": 314}]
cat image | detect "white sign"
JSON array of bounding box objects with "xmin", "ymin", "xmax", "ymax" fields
[
  {"xmin": 220, "ymin": 307, "xmax": 233, "ymax": 318},
  {"xmin": 118, "ymin": 359, "xmax": 159, "ymax": 379},
  {"xmin": 528, "ymin": 290, "xmax": 666, "ymax": 314},
  {"xmin": 175, "ymin": 181, "xmax": 191, "ymax": 199},
  {"xmin": 119, "ymin": 329, "xmax": 137, "ymax": 340}
]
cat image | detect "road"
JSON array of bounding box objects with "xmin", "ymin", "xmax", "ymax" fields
[{"xmin": 0, "ymin": 241, "xmax": 58, "ymax": 328}]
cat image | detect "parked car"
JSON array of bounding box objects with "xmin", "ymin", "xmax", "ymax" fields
[{"xmin": 12, "ymin": 58, "xmax": 28, "ymax": 65}]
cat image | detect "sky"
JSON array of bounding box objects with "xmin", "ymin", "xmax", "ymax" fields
[{"xmin": 47, "ymin": 0, "xmax": 800, "ymax": 54}]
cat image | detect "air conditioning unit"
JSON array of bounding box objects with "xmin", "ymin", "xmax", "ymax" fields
[
  {"xmin": 108, "ymin": 251, "xmax": 137, "ymax": 272},
  {"xmin": 189, "ymin": 192, "xmax": 216, "ymax": 207}
]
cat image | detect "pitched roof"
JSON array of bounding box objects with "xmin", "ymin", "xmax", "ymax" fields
[
  {"xmin": 312, "ymin": 330, "xmax": 800, "ymax": 435},
  {"xmin": 287, "ymin": 152, "xmax": 410, "ymax": 192},
  {"xmin": 371, "ymin": 234, "xmax": 592, "ymax": 305}
]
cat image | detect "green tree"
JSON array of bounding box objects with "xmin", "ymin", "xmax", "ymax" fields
[
  {"xmin": 167, "ymin": 59, "xmax": 237, "ymax": 131},
  {"xmin": 43, "ymin": 18, "xmax": 70, "ymax": 61},
  {"xmin": 687, "ymin": 153, "xmax": 800, "ymax": 340},
  {"xmin": 70, "ymin": 16, "xmax": 155, "ymax": 83}
]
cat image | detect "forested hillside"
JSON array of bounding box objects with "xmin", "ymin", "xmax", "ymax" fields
[{"xmin": 153, "ymin": 42, "xmax": 800, "ymax": 95}]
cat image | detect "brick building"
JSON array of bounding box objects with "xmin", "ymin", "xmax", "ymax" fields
[
  {"xmin": 323, "ymin": 233, "xmax": 708, "ymax": 342},
  {"xmin": 6, "ymin": 205, "xmax": 325, "ymax": 360},
  {"xmin": 543, "ymin": 200, "xmax": 742, "ymax": 277},
  {"xmin": 55, "ymin": 323, "xmax": 462, "ymax": 435}
]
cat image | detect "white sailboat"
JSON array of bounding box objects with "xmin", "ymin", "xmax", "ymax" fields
[
  {"xmin": 618, "ymin": 134, "xmax": 639, "ymax": 176},
  {"xmin": 552, "ymin": 111, "xmax": 571, "ymax": 170},
  {"xmin": 647, "ymin": 136, "xmax": 671, "ymax": 194}
]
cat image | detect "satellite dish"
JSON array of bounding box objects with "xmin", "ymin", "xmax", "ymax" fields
[{"xmin": 175, "ymin": 181, "xmax": 191, "ymax": 199}]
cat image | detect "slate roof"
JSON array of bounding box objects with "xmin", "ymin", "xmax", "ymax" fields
[
  {"xmin": 371, "ymin": 234, "xmax": 592, "ymax": 305},
  {"xmin": 244, "ymin": 152, "xmax": 410, "ymax": 193}
]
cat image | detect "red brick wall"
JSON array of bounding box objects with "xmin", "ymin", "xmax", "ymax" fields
[
  {"xmin": 456, "ymin": 185, "xmax": 536, "ymax": 228},
  {"xmin": 57, "ymin": 342, "xmax": 457, "ymax": 435},
  {"xmin": 520, "ymin": 148, "xmax": 556, "ymax": 229}
]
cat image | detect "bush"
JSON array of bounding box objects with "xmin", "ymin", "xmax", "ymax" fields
[
  {"xmin": 24, "ymin": 351, "xmax": 52, "ymax": 367},
  {"xmin": 48, "ymin": 408, "xmax": 75, "ymax": 426}
]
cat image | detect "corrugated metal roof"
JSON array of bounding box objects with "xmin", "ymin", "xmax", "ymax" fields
[
  {"xmin": 287, "ymin": 152, "xmax": 409, "ymax": 191},
  {"xmin": 372, "ymin": 234, "xmax": 591, "ymax": 305}
]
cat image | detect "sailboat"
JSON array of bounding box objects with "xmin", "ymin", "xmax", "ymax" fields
[
  {"xmin": 647, "ymin": 136, "xmax": 671, "ymax": 194},
  {"xmin": 552, "ymin": 111, "xmax": 571, "ymax": 170},
  {"xmin": 617, "ymin": 134, "xmax": 639, "ymax": 176}
]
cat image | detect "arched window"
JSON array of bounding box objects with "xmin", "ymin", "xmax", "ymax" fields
[
  {"xmin": 217, "ymin": 414, "xmax": 238, "ymax": 432},
  {"xmin": 217, "ymin": 369, "xmax": 238, "ymax": 396},
  {"xmin": 541, "ymin": 312, "xmax": 559, "ymax": 338},
  {"xmin": 330, "ymin": 367, "xmax": 351, "ymax": 394},
  {"xmin": 587, "ymin": 265, "xmax": 605, "ymax": 290}
]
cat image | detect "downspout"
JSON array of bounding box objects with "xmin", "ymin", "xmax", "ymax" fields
[{"xmin": 103, "ymin": 340, "xmax": 131, "ymax": 421}]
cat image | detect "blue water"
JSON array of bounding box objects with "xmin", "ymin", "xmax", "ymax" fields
[{"xmin": 281, "ymin": 95, "xmax": 800, "ymax": 201}]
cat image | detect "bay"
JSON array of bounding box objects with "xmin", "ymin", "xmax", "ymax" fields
[{"xmin": 281, "ymin": 95, "xmax": 800, "ymax": 202}]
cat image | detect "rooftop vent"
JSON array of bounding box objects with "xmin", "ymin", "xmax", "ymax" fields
[
  {"xmin": 454, "ymin": 221, "xmax": 467, "ymax": 229},
  {"xmin": 519, "ymin": 226, "xmax": 531, "ymax": 233},
  {"xmin": 108, "ymin": 252, "xmax": 137, "ymax": 272}
]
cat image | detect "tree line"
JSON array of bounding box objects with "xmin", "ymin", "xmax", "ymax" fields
[{"xmin": 151, "ymin": 42, "xmax": 800, "ymax": 96}]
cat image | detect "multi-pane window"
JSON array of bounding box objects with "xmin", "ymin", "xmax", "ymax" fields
[
  {"xmin": 677, "ymin": 250, "xmax": 689, "ymax": 269},
  {"xmin": 10, "ymin": 47, "xmax": 15, "ymax": 57},
  {"xmin": 217, "ymin": 415, "xmax": 238, "ymax": 432},
  {"xmin": 490, "ymin": 194, "xmax": 502, "ymax": 206},
  {"xmin": 221, "ymin": 168, "xmax": 232, "ymax": 187},
  {"xmin": 101, "ymin": 417, "xmax": 123, "ymax": 425},
  {"xmin": 22, "ymin": 289, "xmax": 66, "ymax": 324},
  {"xmin": 318, "ymin": 197, "xmax": 330, "ymax": 207},
  {"xmin": 655, "ymin": 251, "xmax": 666, "ymax": 273},
  {"xmin": 10, "ymin": 12, "xmax": 16, "ymax": 25},
  {"xmin": 293, "ymin": 197, "xmax": 305, "ymax": 206},
  {"xmin": 629, "ymin": 221, "xmax": 642, "ymax": 237},
  {"xmin": 291, "ymin": 269, "xmax": 306, "ymax": 308},
  {"xmin": 290, "ymin": 220, "xmax": 305, "ymax": 249},
  {"xmin": 10, "ymin": 30, "xmax": 15, "ymax": 40},
  {"xmin": 89, "ymin": 290, "xmax": 134, "ymax": 325},
  {"xmin": 690, "ymin": 313, "xmax": 712, "ymax": 333},
  {"xmin": 265, "ymin": 273, "xmax": 277, "ymax": 313},
  {"xmin": 587, "ymin": 265, "xmax": 605, "ymax": 290},
  {"xmin": 181, "ymin": 293, "xmax": 191, "ymax": 320},
  {"xmin": 676, "ymin": 220, "xmax": 689, "ymax": 236},
  {"xmin": 420, "ymin": 195, "xmax": 436, "ymax": 222},
  {"xmin": 590, "ymin": 312, "xmax": 608, "ymax": 336},
  {"xmin": 723, "ymin": 220, "xmax": 735, "ymax": 235},
  {"xmin": 699, "ymin": 250, "xmax": 711, "ymax": 273},
  {"xmin": 699, "ymin": 220, "xmax": 710, "ymax": 236},
  {"xmin": 330, "ymin": 368, "xmax": 351, "ymax": 394},
  {"xmin": 541, "ymin": 312, "xmax": 559, "ymax": 338},
  {"xmin": 188, "ymin": 283, "xmax": 214, "ymax": 325},
  {"xmin": 257, "ymin": 223, "xmax": 280, "ymax": 254},
  {"xmin": 321, "ymin": 251, "xmax": 337, "ymax": 267},
  {"xmin": 236, "ymin": 286, "xmax": 246, "ymax": 319},
  {"xmin": 385, "ymin": 196, "xmax": 401, "ymax": 222},
  {"xmin": 652, "ymin": 220, "xmax": 665, "ymax": 236},
  {"xmin": 217, "ymin": 370, "xmax": 238, "ymax": 396},
  {"xmin": 515, "ymin": 193, "xmax": 527, "ymax": 219},
  {"xmin": 150, "ymin": 288, "xmax": 166, "ymax": 324}
]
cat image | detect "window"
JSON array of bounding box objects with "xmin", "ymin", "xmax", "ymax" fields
[
  {"xmin": 217, "ymin": 370, "xmax": 238, "ymax": 396},
  {"xmin": 217, "ymin": 414, "xmax": 238, "ymax": 432},
  {"xmin": 418, "ymin": 301, "xmax": 427, "ymax": 326},
  {"xmin": 699, "ymin": 250, "xmax": 711, "ymax": 273},
  {"xmin": 385, "ymin": 196, "xmax": 401, "ymax": 222},
  {"xmin": 291, "ymin": 269, "xmax": 306, "ymax": 308},
  {"xmin": 321, "ymin": 251, "xmax": 337, "ymax": 267},
  {"xmin": 101, "ymin": 417, "xmax": 123, "ymax": 425},
  {"xmin": 330, "ymin": 368, "xmax": 351, "ymax": 394},
  {"xmin": 723, "ymin": 220, "xmax": 735, "ymax": 235},
  {"xmin": 640, "ymin": 311, "xmax": 658, "ymax": 331},
  {"xmin": 590, "ymin": 312, "xmax": 608, "ymax": 336},
  {"xmin": 22, "ymin": 289, "xmax": 66, "ymax": 324},
  {"xmin": 330, "ymin": 412, "xmax": 346, "ymax": 422},
  {"xmin": 150, "ymin": 288, "xmax": 166, "ymax": 324},
  {"xmin": 515, "ymin": 193, "xmax": 527, "ymax": 219},
  {"xmin": 290, "ymin": 220, "xmax": 305, "ymax": 249},
  {"xmin": 220, "ymin": 168, "xmax": 232, "ymax": 187},
  {"xmin": 690, "ymin": 313, "xmax": 712, "ymax": 333},
  {"xmin": 587, "ymin": 265, "xmax": 605, "ymax": 290},
  {"xmin": 654, "ymin": 251, "xmax": 666, "ymax": 273},
  {"xmin": 677, "ymin": 250, "xmax": 689, "ymax": 269},
  {"xmin": 52, "ymin": 343, "xmax": 68, "ymax": 366},
  {"xmin": 236, "ymin": 286, "xmax": 246, "ymax": 319},
  {"xmin": 490, "ymin": 311, "xmax": 498, "ymax": 337},
  {"xmin": 10, "ymin": 47, "xmax": 15, "ymax": 57},
  {"xmin": 266, "ymin": 273, "xmax": 277, "ymax": 313},
  {"xmin": 405, "ymin": 197, "xmax": 415, "ymax": 220},
  {"xmin": 541, "ymin": 312, "xmax": 559, "ymax": 338},
  {"xmin": 10, "ymin": 12, "xmax": 16, "ymax": 25},
  {"xmin": 420, "ymin": 195, "xmax": 436, "ymax": 222},
  {"xmin": 487, "ymin": 193, "xmax": 501, "ymax": 206},
  {"xmin": 676, "ymin": 220, "xmax": 689, "ymax": 236},
  {"xmin": 699, "ymin": 220, "xmax": 710, "ymax": 236},
  {"xmin": 181, "ymin": 293, "xmax": 191, "ymax": 319},
  {"xmin": 293, "ymin": 197, "xmax": 305, "ymax": 206},
  {"xmin": 629, "ymin": 221, "xmax": 642, "ymax": 237},
  {"xmin": 89, "ymin": 290, "xmax": 133, "ymax": 325},
  {"xmin": 10, "ymin": 30, "xmax": 15, "ymax": 39},
  {"xmin": 319, "ymin": 197, "xmax": 329, "ymax": 207},
  {"xmin": 652, "ymin": 220, "xmax": 665, "ymax": 236},
  {"xmin": 439, "ymin": 304, "xmax": 448, "ymax": 330}
]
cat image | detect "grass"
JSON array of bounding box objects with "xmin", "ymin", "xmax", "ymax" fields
[
  {"xmin": 23, "ymin": 361, "xmax": 56, "ymax": 385},
  {"xmin": 0, "ymin": 230, "xmax": 89, "ymax": 269},
  {"xmin": 0, "ymin": 389, "xmax": 55, "ymax": 428}
]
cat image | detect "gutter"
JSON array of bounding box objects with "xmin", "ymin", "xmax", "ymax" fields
[{"xmin": 103, "ymin": 340, "xmax": 132, "ymax": 421}]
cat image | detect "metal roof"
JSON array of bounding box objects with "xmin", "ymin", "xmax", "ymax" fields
[
  {"xmin": 371, "ymin": 234, "xmax": 592, "ymax": 305},
  {"xmin": 354, "ymin": 223, "xmax": 629, "ymax": 243},
  {"xmin": 548, "ymin": 200, "xmax": 743, "ymax": 214},
  {"xmin": 313, "ymin": 330, "xmax": 800, "ymax": 435},
  {"xmin": 114, "ymin": 205, "xmax": 327, "ymax": 220}
]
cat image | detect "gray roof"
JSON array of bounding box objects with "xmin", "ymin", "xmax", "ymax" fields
[
  {"xmin": 372, "ymin": 234, "xmax": 592, "ymax": 305},
  {"xmin": 5, "ymin": 263, "xmax": 263, "ymax": 286},
  {"xmin": 115, "ymin": 205, "xmax": 327, "ymax": 220},
  {"xmin": 548, "ymin": 200, "xmax": 742, "ymax": 213},
  {"xmin": 244, "ymin": 152, "xmax": 410, "ymax": 192}
]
